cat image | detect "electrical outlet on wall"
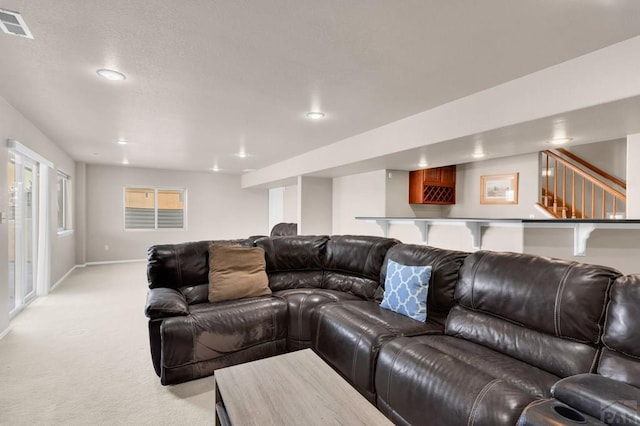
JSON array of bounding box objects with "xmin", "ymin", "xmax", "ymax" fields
[{"xmin": 388, "ymin": 172, "xmax": 393, "ymax": 179}]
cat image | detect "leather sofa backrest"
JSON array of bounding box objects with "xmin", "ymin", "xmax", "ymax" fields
[
  {"xmin": 599, "ymin": 274, "xmax": 640, "ymax": 388},
  {"xmin": 270, "ymin": 222, "xmax": 298, "ymax": 237},
  {"xmin": 447, "ymin": 251, "xmax": 620, "ymax": 378},
  {"xmin": 256, "ymin": 236, "xmax": 328, "ymax": 291},
  {"xmin": 323, "ymin": 235, "xmax": 399, "ymax": 300},
  {"xmin": 378, "ymin": 244, "xmax": 469, "ymax": 326},
  {"xmin": 146, "ymin": 239, "xmax": 254, "ymax": 290}
]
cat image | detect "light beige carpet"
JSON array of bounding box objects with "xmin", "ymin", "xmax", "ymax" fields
[{"xmin": 0, "ymin": 262, "xmax": 216, "ymax": 426}]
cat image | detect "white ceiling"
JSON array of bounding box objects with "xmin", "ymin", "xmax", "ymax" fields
[{"xmin": 1, "ymin": 0, "xmax": 640, "ymax": 176}]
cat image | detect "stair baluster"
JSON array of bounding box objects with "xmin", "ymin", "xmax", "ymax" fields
[
  {"xmin": 554, "ymin": 158, "xmax": 558, "ymax": 212},
  {"xmin": 562, "ymin": 166, "xmax": 567, "ymax": 218},
  {"xmin": 591, "ymin": 183, "xmax": 595, "ymax": 219},
  {"xmin": 581, "ymin": 178, "xmax": 586, "ymax": 219},
  {"xmin": 571, "ymin": 170, "xmax": 576, "ymax": 218},
  {"xmin": 545, "ymin": 155, "xmax": 549, "ymax": 205}
]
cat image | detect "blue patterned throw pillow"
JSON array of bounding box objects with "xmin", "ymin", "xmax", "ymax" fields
[{"xmin": 380, "ymin": 260, "xmax": 432, "ymax": 322}]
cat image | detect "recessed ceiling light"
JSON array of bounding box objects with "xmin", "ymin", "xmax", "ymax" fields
[
  {"xmin": 237, "ymin": 150, "xmax": 248, "ymax": 158},
  {"xmin": 212, "ymin": 165, "xmax": 220, "ymax": 172},
  {"xmin": 471, "ymin": 152, "xmax": 486, "ymax": 159},
  {"xmin": 117, "ymin": 139, "xmax": 128, "ymax": 145},
  {"xmin": 548, "ymin": 137, "xmax": 573, "ymax": 145},
  {"xmin": 306, "ymin": 111, "xmax": 325, "ymax": 120},
  {"xmin": 97, "ymin": 69, "xmax": 126, "ymax": 81},
  {"xmin": 122, "ymin": 159, "xmax": 129, "ymax": 165},
  {"xmin": 418, "ymin": 161, "xmax": 428, "ymax": 168}
]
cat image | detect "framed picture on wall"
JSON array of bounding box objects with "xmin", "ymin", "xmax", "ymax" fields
[{"xmin": 480, "ymin": 173, "xmax": 519, "ymax": 204}]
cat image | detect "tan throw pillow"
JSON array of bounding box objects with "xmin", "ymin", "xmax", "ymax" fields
[{"xmin": 208, "ymin": 244, "xmax": 271, "ymax": 303}]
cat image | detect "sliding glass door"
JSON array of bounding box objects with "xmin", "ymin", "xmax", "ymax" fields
[{"xmin": 8, "ymin": 152, "xmax": 38, "ymax": 315}]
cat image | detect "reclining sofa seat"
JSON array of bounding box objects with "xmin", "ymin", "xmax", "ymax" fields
[
  {"xmin": 256, "ymin": 235, "xmax": 400, "ymax": 351},
  {"xmin": 145, "ymin": 239, "xmax": 288, "ymax": 385},
  {"xmin": 549, "ymin": 274, "xmax": 640, "ymax": 425},
  {"xmin": 374, "ymin": 251, "xmax": 621, "ymax": 426},
  {"xmin": 311, "ymin": 243, "xmax": 469, "ymax": 402}
]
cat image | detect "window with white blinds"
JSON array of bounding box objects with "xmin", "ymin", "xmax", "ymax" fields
[{"xmin": 124, "ymin": 187, "xmax": 186, "ymax": 230}]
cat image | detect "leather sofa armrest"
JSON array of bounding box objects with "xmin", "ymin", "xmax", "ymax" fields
[
  {"xmin": 145, "ymin": 288, "xmax": 190, "ymax": 319},
  {"xmin": 552, "ymin": 373, "xmax": 640, "ymax": 426}
]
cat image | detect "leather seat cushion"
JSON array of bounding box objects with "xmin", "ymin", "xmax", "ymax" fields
[
  {"xmin": 162, "ymin": 296, "xmax": 287, "ymax": 369},
  {"xmin": 375, "ymin": 335, "xmax": 560, "ymax": 426},
  {"xmin": 273, "ymin": 289, "xmax": 362, "ymax": 350},
  {"xmin": 311, "ymin": 300, "xmax": 443, "ymax": 400}
]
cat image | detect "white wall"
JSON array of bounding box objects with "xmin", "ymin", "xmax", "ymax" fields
[
  {"xmin": 267, "ymin": 184, "xmax": 298, "ymax": 234},
  {"xmin": 282, "ymin": 184, "xmax": 298, "ymax": 223},
  {"xmin": 332, "ymin": 170, "xmax": 386, "ymax": 236},
  {"xmin": 85, "ymin": 165, "xmax": 268, "ymax": 262},
  {"xmin": 268, "ymin": 187, "xmax": 284, "ymax": 231},
  {"xmin": 567, "ymin": 138, "xmax": 626, "ymax": 182},
  {"xmin": 446, "ymin": 153, "xmax": 541, "ymax": 219},
  {"xmin": 0, "ymin": 95, "xmax": 76, "ymax": 335},
  {"xmin": 384, "ymin": 222, "xmax": 524, "ymax": 252},
  {"xmin": 75, "ymin": 162, "xmax": 87, "ymax": 265},
  {"xmin": 524, "ymin": 228, "xmax": 640, "ymax": 275},
  {"xmin": 298, "ymin": 176, "xmax": 332, "ymax": 235},
  {"xmin": 627, "ymin": 134, "xmax": 640, "ymax": 219},
  {"xmin": 384, "ymin": 171, "xmax": 413, "ymax": 217}
]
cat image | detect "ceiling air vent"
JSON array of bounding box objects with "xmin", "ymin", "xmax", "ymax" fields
[{"xmin": 0, "ymin": 9, "xmax": 33, "ymax": 39}]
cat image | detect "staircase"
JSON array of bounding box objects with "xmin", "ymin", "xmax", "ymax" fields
[{"xmin": 538, "ymin": 148, "xmax": 626, "ymax": 219}]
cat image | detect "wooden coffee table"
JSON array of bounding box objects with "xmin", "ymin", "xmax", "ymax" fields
[{"xmin": 213, "ymin": 349, "xmax": 393, "ymax": 425}]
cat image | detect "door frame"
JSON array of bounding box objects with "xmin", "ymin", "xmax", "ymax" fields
[{"xmin": 7, "ymin": 139, "xmax": 52, "ymax": 318}]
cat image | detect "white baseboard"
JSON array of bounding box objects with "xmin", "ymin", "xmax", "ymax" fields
[
  {"xmin": 0, "ymin": 326, "xmax": 11, "ymax": 340},
  {"xmin": 50, "ymin": 259, "xmax": 146, "ymax": 292},
  {"xmin": 51, "ymin": 265, "xmax": 81, "ymax": 292},
  {"xmin": 85, "ymin": 259, "xmax": 146, "ymax": 266}
]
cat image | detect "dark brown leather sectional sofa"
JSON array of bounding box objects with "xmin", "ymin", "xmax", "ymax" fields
[{"xmin": 144, "ymin": 235, "xmax": 640, "ymax": 426}]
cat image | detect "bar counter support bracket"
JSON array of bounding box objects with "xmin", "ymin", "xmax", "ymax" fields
[
  {"xmin": 464, "ymin": 222, "xmax": 483, "ymax": 250},
  {"xmin": 573, "ymin": 223, "xmax": 597, "ymax": 256},
  {"xmin": 375, "ymin": 220, "xmax": 390, "ymax": 238},
  {"xmin": 413, "ymin": 221, "xmax": 429, "ymax": 245}
]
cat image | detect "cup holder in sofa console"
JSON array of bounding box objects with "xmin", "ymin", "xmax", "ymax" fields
[
  {"xmin": 553, "ymin": 405, "xmax": 587, "ymax": 423},
  {"xmin": 518, "ymin": 399, "xmax": 603, "ymax": 426}
]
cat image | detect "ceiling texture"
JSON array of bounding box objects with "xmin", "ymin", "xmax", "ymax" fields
[{"xmin": 1, "ymin": 0, "xmax": 640, "ymax": 182}]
